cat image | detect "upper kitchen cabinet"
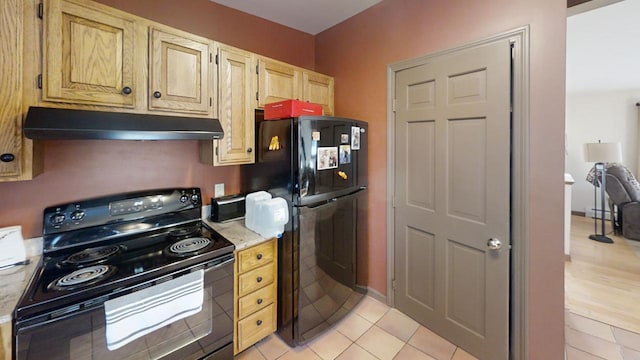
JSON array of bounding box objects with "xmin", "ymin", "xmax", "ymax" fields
[
  {"xmin": 303, "ymin": 71, "xmax": 334, "ymax": 116},
  {"xmin": 257, "ymin": 56, "xmax": 335, "ymax": 116},
  {"xmin": 257, "ymin": 57, "xmax": 301, "ymax": 108},
  {"xmin": 42, "ymin": 0, "xmax": 137, "ymax": 108},
  {"xmin": 148, "ymin": 27, "xmax": 214, "ymax": 116},
  {"xmin": 0, "ymin": 0, "xmax": 42, "ymax": 181},
  {"xmin": 39, "ymin": 0, "xmax": 214, "ymax": 117},
  {"xmin": 0, "ymin": 0, "xmax": 23, "ymax": 179},
  {"xmin": 200, "ymin": 43, "xmax": 255, "ymax": 166}
]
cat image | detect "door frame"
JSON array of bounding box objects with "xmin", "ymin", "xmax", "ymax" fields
[{"xmin": 386, "ymin": 26, "xmax": 530, "ymax": 359}]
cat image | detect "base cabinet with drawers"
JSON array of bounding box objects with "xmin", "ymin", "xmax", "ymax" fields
[{"xmin": 234, "ymin": 238, "xmax": 277, "ymax": 354}]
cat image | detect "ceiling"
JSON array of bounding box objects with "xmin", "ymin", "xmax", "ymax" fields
[
  {"xmin": 209, "ymin": 0, "xmax": 383, "ymax": 35},
  {"xmin": 566, "ymin": 0, "xmax": 640, "ymax": 93}
]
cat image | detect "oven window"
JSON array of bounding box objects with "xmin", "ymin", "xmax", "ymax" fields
[{"xmin": 16, "ymin": 263, "xmax": 234, "ymax": 360}]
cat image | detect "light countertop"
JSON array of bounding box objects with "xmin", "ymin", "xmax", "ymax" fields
[
  {"xmin": 0, "ymin": 255, "xmax": 40, "ymax": 324},
  {"xmin": 203, "ymin": 218, "xmax": 271, "ymax": 251},
  {"xmin": 201, "ymin": 205, "xmax": 273, "ymax": 251}
]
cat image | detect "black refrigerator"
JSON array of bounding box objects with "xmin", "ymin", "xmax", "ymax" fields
[{"xmin": 241, "ymin": 110, "xmax": 368, "ymax": 346}]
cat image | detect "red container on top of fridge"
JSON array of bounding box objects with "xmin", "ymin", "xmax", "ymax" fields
[{"xmin": 264, "ymin": 100, "xmax": 323, "ymax": 120}]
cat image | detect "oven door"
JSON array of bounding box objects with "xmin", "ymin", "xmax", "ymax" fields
[{"xmin": 14, "ymin": 255, "xmax": 234, "ymax": 360}]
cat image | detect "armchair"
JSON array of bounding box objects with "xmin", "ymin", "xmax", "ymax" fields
[{"xmin": 605, "ymin": 164, "xmax": 640, "ymax": 240}]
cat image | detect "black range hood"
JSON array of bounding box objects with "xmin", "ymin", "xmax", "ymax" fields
[{"xmin": 23, "ymin": 106, "xmax": 224, "ymax": 141}]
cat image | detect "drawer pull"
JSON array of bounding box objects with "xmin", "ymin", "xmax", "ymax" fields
[
  {"xmin": 257, "ymin": 319, "xmax": 263, "ymax": 326},
  {"xmin": 257, "ymin": 276, "xmax": 263, "ymax": 283},
  {"xmin": 257, "ymin": 298, "xmax": 263, "ymax": 305},
  {"xmin": 257, "ymin": 253, "xmax": 263, "ymax": 260}
]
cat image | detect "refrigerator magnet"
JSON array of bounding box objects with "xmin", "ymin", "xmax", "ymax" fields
[
  {"xmin": 317, "ymin": 147, "xmax": 338, "ymax": 170},
  {"xmin": 351, "ymin": 127, "xmax": 360, "ymax": 150},
  {"xmin": 312, "ymin": 131, "xmax": 320, "ymax": 141},
  {"xmin": 339, "ymin": 145, "xmax": 351, "ymax": 164},
  {"xmin": 340, "ymin": 133, "xmax": 349, "ymax": 144}
]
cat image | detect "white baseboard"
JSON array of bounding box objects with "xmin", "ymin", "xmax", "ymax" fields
[{"xmin": 584, "ymin": 207, "xmax": 613, "ymax": 219}]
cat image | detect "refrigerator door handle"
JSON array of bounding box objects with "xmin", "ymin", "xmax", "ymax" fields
[
  {"xmin": 302, "ymin": 188, "xmax": 365, "ymax": 210},
  {"xmin": 304, "ymin": 198, "xmax": 337, "ymax": 209}
]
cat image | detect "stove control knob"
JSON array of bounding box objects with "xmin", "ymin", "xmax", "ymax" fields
[
  {"xmin": 70, "ymin": 210, "xmax": 85, "ymax": 221},
  {"xmin": 49, "ymin": 213, "xmax": 66, "ymax": 225},
  {"xmin": 190, "ymin": 194, "xmax": 199, "ymax": 203},
  {"xmin": 179, "ymin": 194, "xmax": 189, "ymax": 203}
]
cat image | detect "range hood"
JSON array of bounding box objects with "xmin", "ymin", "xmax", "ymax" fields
[{"xmin": 23, "ymin": 106, "xmax": 224, "ymax": 141}]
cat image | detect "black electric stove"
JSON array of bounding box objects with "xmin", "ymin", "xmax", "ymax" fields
[{"xmin": 14, "ymin": 188, "xmax": 236, "ymax": 360}]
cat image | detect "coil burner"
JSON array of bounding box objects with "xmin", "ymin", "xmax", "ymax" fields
[
  {"xmin": 168, "ymin": 225, "xmax": 201, "ymax": 239},
  {"xmin": 48, "ymin": 265, "xmax": 117, "ymax": 291},
  {"xmin": 61, "ymin": 245, "xmax": 122, "ymax": 266},
  {"xmin": 165, "ymin": 237, "xmax": 212, "ymax": 257}
]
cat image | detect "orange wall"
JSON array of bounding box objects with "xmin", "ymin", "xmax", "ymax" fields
[
  {"xmin": 314, "ymin": 0, "xmax": 566, "ymax": 358},
  {"xmin": 0, "ymin": 0, "xmax": 315, "ymax": 238}
]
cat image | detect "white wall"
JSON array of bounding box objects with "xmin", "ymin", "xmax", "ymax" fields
[
  {"xmin": 565, "ymin": 90, "xmax": 640, "ymax": 213},
  {"xmin": 565, "ymin": 0, "xmax": 640, "ymax": 215}
]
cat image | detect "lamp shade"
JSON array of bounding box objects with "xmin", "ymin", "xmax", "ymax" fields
[{"xmin": 584, "ymin": 142, "xmax": 623, "ymax": 163}]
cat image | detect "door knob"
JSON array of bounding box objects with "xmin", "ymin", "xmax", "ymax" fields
[{"xmin": 487, "ymin": 238, "xmax": 502, "ymax": 250}]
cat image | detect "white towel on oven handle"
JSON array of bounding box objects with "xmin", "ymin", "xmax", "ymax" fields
[{"xmin": 104, "ymin": 269, "xmax": 204, "ymax": 351}]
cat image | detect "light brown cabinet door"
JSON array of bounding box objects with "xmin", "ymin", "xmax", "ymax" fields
[
  {"xmin": 43, "ymin": 0, "xmax": 135, "ymax": 107},
  {"xmin": 148, "ymin": 27, "xmax": 212, "ymax": 115},
  {"xmin": 211, "ymin": 44, "xmax": 255, "ymax": 165},
  {"xmin": 257, "ymin": 57, "xmax": 301, "ymax": 107},
  {"xmin": 303, "ymin": 71, "xmax": 334, "ymax": 116},
  {"xmin": 0, "ymin": 0, "xmax": 22, "ymax": 179}
]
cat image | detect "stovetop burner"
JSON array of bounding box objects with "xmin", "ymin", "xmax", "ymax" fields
[
  {"xmin": 165, "ymin": 237, "xmax": 212, "ymax": 257},
  {"xmin": 168, "ymin": 225, "xmax": 201, "ymax": 239},
  {"xmin": 61, "ymin": 245, "xmax": 122, "ymax": 266},
  {"xmin": 48, "ymin": 265, "xmax": 117, "ymax": 291}
]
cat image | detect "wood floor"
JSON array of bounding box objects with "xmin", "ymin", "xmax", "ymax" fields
[{"xmin": 565, "ymin": 215, "xmax": 640, "ymax": 334}]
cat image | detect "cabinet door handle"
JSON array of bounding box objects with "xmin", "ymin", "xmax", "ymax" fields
[
  {"xmin": 257, "ymin": 298, "xmax": 263, "ymax": 305},
  {"xmin": 256, "ymin": 320, "xmax": 263, "ymax": 326},
  {"xmin": 256, "ymin": 276, "xmax": 263, "ymax": 283},
  {"xmin": 256, "ymin": 253, "xmax": 262, "ymax": 260},
  {"xmin": 122, "ymin": 86, "xmax": 132, "ymax": 95},
  {"xmin": 247, "ymin": 147, "xmax": 253, "ymax": 153},
  {"xmin": 0, "ymin": 153, "xmax": 15, "ymax": 163},
  {"xmin": 153, "ymin": 91, "xmax": 162, "ymax": 98}
]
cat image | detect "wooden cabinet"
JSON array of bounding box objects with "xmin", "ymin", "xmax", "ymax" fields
[
  {"xmin": 257, "ymin": 57, "xmax": 335, "ymax": 116},
  {"xmin": 257, "ymin": 57, "xmax": 301, "ymax": 108},
  {"xmin": 0, "ymin": 0, "xmax": 23, "ymax": 179},
  {"xmin": 148, "ymin": 26, "xmax": 213, "ymax": 115},
  {"xmin": 41, "ymin": 0, "xmax": 215, "ymax": 116},
  {"xmin": 200, "ymin": 43, "xmax": 255, "ymax": 166},
  {"xmin": 43, "ymin": 0, "xmax": 137, "ymax": 107},
  {"xmin": 303, "ymin": 71, "xmax": 334, "ymax": 116},
  {"xmin": 0, "ymin": 0, "xmax": 42, "ymax": 182},
  {"xmin": 0, "ymin": 321, "xmax": 10, "ymax": 360},
  {"xmin": 234, "ymin": 238, "xmax": 277, "ymax": 355}
]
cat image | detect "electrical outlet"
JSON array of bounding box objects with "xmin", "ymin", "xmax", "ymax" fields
[{"xmin": 214, "ymin": 183, "xmax": 224, "ymax": 198}]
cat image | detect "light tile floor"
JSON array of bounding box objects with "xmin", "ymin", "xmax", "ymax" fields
[
  {"xmin": 235, "ymin": 296, "xmax": 477, "ymax": 360},
  {"xmin": 235, "ymin": 295, "xmax": 640, "ymax": 360}
]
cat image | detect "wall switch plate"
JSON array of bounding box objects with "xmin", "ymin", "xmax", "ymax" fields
[{"xmin": 214, "ymin": 183, "xmax": 224, "ymax": 198}]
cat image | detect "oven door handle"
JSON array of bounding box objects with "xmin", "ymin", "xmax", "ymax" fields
[{"xmin": 203, "ymin": 254, "xmax": 235, "ymax": 273}]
